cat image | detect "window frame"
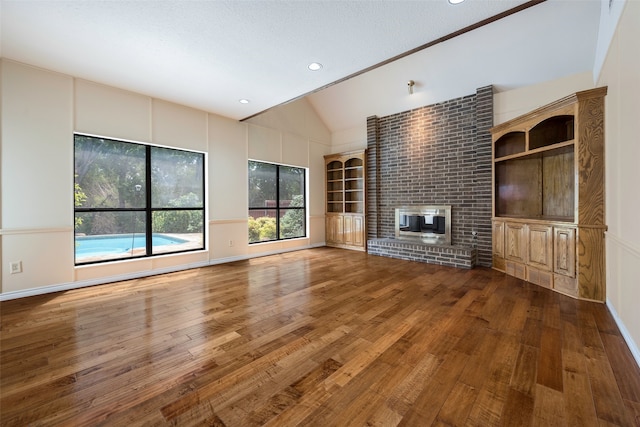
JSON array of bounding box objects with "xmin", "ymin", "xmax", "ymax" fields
[
  {"xmin": 74, "ymin": 133, "xmax": 206, "ymax": 265},
  {"xmin": 248, "ymin": 160, "xmax": 307, "ymax": 244}
]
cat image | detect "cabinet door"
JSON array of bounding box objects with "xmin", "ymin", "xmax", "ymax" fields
[
  {"xmin": 326, "ymin": 215, "xmax": 344, "ymax": 244},
  {"xmin": 326, "ymin": 216, "xmax": 335, "ymax": 243},
  {"xmin": 554, "ymin": 226, "xmax": 576, "ymax": 277},
  {"xmin": 343, "ymin": 215, "xmax": 353, "ymax": 245},
  {"xmin": 505, "ymin": 222, "xmax": 526, "ymax": 263},
  {"xmin": 527, "ymin": 224, "xmax": 553, "ymax": 271},
  {"xmin": 342, "ymin": 215, "xmax": 365, "ymax": 247},
  {"xmin": 493, "ymin": 220, "xmax": 505, "ymax": 258},
  {"xmin": 352, "ymin": 215, "xmax": 365, "ymax": 248}
]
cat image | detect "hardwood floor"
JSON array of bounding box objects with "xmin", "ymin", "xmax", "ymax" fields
[{"xmin": 2, "ymin": 247, "xmax": 640, "ymax": 426}]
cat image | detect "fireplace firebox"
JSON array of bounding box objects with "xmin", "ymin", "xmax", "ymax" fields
[{"xmin": 395, "ymin": 206, "xmax": 451, "ymax": 245}]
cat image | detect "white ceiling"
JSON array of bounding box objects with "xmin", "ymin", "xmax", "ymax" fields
[{"xmin": 1, "ymin": 0, "xmax": 601, "ymax": 133}]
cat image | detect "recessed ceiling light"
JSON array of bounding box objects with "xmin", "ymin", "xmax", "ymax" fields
[
  {"xmin": 448, "ymin": 0, "xmax": 466, "ymax": 4},
  {"xmin": 239, "ymin": 99, "xmax": 250, "ymax": 104},
  {"xmin": 308, "ymin": 62, "xmax": 323, "ymax": 71}
]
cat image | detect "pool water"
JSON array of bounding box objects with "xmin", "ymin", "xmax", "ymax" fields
[{"xmin": 75, "ymin": 234, "xmax": 187, "ymax": 257}]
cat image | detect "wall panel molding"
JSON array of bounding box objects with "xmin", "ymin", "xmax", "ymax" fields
[
  {"xmin": 606, "ymin": 231, "xmax": 640, "ymax": 258},
  {"xmin": 0, "ymin": 227, "xmax": 73, "ymax": 235}
]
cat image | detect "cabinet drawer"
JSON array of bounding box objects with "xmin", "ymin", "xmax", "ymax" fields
[
  {"xmin": 528, "ymin": 267, "xmax": 553, "ymax": 289},
  {"xmin": 505, "ymin": 260, "xmax": 526, "ymax": 280},
  {"xmin": 554, "ymin": 274, "xmax": 578, "ymax": 297}
]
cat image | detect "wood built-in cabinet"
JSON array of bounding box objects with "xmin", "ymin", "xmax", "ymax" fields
[
  {"xmin": 491, "ymin": 87, "xmax": 607, "ymax": 301},
  {"xmin": 325, "ymin": 150, "xmax": 366, "ymax": 251}
]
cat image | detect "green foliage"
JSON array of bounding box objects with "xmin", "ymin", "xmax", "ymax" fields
[
  {"xmin": 74, "ymin": 179, "xmax": 87, "ymax": 229},
  {"xmin": 279, "ymin": 195, "xmax": 305, "ymax": 239},
  {"xmin": 88, "ymin": 212, "xmax": 118, "ymax": 235},
  {"xmin": 153, "ymin": 211, "xmax": 202, "ymax": 234},
  {"xmin": 153, "ymin": 193, "xmax": 203, "ymax": 233},
  {"xmin": 167, "ymin": 192, "xmax": 201, "ymax": 208},
  {"xmin": 248, "ymin": 216, "xmax": 277, "ymax": 243}
]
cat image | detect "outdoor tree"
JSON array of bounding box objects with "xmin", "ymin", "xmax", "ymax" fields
[{"xmin": 75, "ymin": 136, "xmax": 203, "ymax": 236}]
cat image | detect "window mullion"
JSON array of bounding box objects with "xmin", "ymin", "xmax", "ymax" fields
[
  {"xmin": 145, "ymin": 145, "xmax": 152, "ymax": 256},
  {"xmin": 275, "ymin": 166, "xmax": 280, "ymax": 240}
]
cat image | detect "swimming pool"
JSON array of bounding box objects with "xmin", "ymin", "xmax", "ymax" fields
[{"xmin": 75, "ymin": 233, "xmax": 188, "ymax": 258}]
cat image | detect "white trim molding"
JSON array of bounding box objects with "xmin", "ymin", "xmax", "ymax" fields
[
  {"xmin": 0, "ymin": 260, "xmax": 210, "ymax": 301},
  {"xmin": 0, "ymin": 243, "xmax": 327, "ymax": 301},
  {"xmin": 605, "ymin": 230, "xmax": 640, "ymax": 369},
  {"xmin": 606, "ymin": 298, "xmax": 640, "ymax": 369},
  {"xmin": 606, "ymin": 231, "xmax": 640, "ymax": 258},
  {"xmin": 0, "ymin": 226, "xmax": 73, "ymax": 235}
]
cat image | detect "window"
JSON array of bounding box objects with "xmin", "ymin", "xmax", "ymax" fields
[
  {"xmin": 74, "ymin": 134, "xmax": 205, "ymax": 265},
  {"xmin": 248, "ymin": 160, "xmax": 306, "ymax": 243}
]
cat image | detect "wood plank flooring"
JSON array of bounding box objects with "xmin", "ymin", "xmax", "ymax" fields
[{"xmin": 2, "ymin": 247, "xmax": 640, "ymax": 426}]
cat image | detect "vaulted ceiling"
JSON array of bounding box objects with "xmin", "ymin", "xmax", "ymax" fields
[{"xmin": 1, "ymin": 0, "xmax": 602, "ymax": 132}]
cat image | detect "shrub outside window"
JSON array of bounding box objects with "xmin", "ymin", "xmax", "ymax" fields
[
  {"xmin": 248, "ymin": 160, "xmax": 306, "ymax": 243},
  {"xmin": 74, "ymin": 134, "xmax": 205, "ymax": 264}
]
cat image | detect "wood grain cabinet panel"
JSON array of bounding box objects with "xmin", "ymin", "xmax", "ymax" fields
[
  {"xmin": 343, "ymin": 215, "xmax": 353, "ymax": 245},
  {"xmin": 527, "ymin": 224, "xmax": 553, "ymax": 271},
  {"xmin": 577, "ymin": 226, "xmax": 607, "ymax": 302},
  {"xmin": 506, "ymin": 260, "xmax": 527, "ymax": 280},
  {"xmin": 554, "ymin": 226, "xmax": 576, "ymax": 277},
  {"xmin": 527, "ymin": 267, "xmax": 553, "ymax": 289},
  {"xmin": 491, "ymin": 87, "xmax": 607, "ymax": 301},
  {"xmin": 351, "ymin": 215, "xmax": 365, "ymax": 248},
  {"xmin": 505, "ymin": 222, "xmax": 526, "ymax": 263},
  {"xmin": 493, "ymin": 220, "xmax": 505, "ymax": 258},
  {"xmin": 492, "ymin": 220, "xmax": 506, "ymax": 271},
  {"xmin": 326, "ymin": 215, "xmax": 344, "ymax": 245}
]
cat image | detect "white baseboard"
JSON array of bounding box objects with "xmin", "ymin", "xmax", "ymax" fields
[
  {"xmin": 0, "ymin": 260, "xmax": 211, "ymax": 301},
  {"xmin": 0, "ymin": 243, "xmax": 328, "ymax": 301},
  {"xmin": 606, "ymin": 298, "xmax": 640, "ymax": 369}
]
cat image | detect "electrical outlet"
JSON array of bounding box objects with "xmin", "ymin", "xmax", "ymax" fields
[
  {"xmin": 228, "ymin": 240, "xmax": 233, "ymax": 247},
  {"xmin": 10, "ymin": 261, "xmax": 22, "ymax": 274}
]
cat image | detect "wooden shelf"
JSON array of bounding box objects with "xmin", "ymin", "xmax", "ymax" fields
[
  {"xmin": 494, "ymin": 215, "xmax": 575, "ymax": 224},
  {"xmin": 495, "ymin": 131, "xmax": 525, "ymax": 158},
  {"xmin": 494, "ymin": 140, "xmax": 574, "ymax": 162},
  {"xmin": 529, "ymin": 115, "xmax": 574, "ymax": 149}
]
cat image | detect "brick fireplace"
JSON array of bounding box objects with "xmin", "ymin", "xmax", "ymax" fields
[{"xmin": 366, "ymin": 86, "xmax": 493, "ymax": 268}]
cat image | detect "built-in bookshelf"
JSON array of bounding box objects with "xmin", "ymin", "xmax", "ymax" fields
[
  {"xmin": 491, "ymin": 87, "xmax": 607, "ymax": 301},
  {"xmin": 325, "ymin": 150, "xmax": 366, "ymax": 251}
]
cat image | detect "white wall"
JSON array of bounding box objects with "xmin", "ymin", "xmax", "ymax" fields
[
  {"xmin": 596, "ymin": 0, "xmax": 640, "ymax": 365},
  {"xmin": 1, "ymin": 61, "xmax": 75, "ymax": 293},
  {"xmin": 493, "ymin": 71, "xmax": 595, "ymax": 124},
  {"xmin": 0, "ymin": 59, "xmax": 330, "ymax": 298},
  {"xmin": 245, "ymin": 97, "xmax": 332, "ymax": 251},
  {"xmin": 331, "ymin": 127, "xmax": 367, "ymax": 154}
]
